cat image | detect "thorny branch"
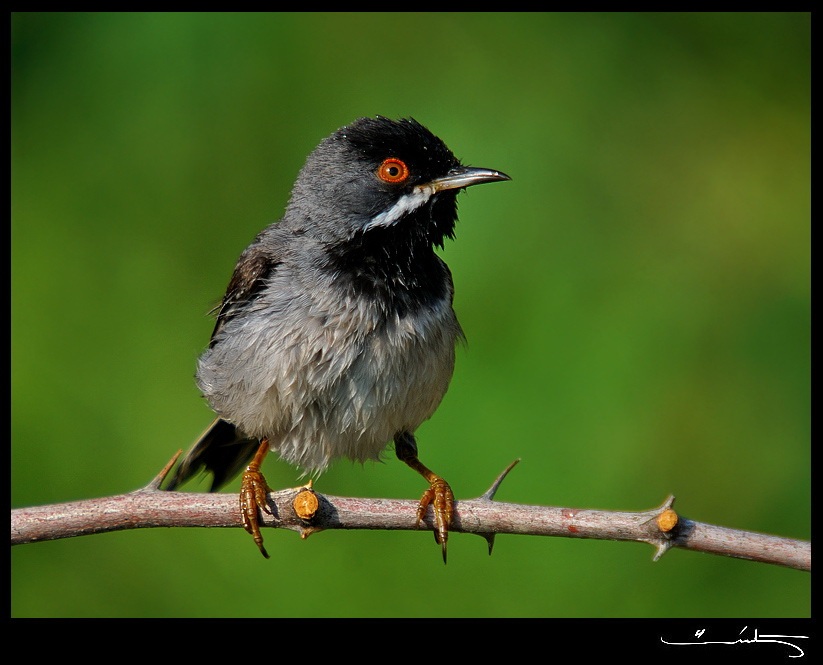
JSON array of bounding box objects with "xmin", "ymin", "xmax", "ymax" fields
[{"xmin": 10, "ymin": 453, "xmax": 811, "ymax": 572}]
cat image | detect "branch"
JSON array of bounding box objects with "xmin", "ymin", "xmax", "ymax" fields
[{"xmin": 10, "ymin": 455, "xmax": 810, "ymax": 572}]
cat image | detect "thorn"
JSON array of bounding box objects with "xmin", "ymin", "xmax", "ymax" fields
[
  {"xmin": 484, "ymin": 533, "xmax": 496, "ymax": 556},
  {"xmin": 659, "ymin": 494, "xmax": 676, "ymax": 511},
  {"xmin": 642, "ymin": 494, "xmax": 679, "ymax": 528},
  {"xmin": 146, "ymin": 450, "xmax": 183, "ymax": 491},
  {"xmin": 653, "ymin": 540, "xmax": 672, "ymax": 562},
  {"xmin": 481, "ymin": 458, "xmax": 521, "ymax": 501},
  {"xmin": 300, "ymin": 526, "xmax": 323, "ymax": 540},
  {"xmin": 473, "ymin": 460, "xmax": 519, "ymax": 555}
]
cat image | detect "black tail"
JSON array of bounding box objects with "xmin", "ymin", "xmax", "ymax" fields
[{"xmin": 165, "ymin": 418, "xmax": 260, "ymax": 492}]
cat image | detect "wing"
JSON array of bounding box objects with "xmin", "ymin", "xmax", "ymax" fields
[
  {"xmin": 168, "ymin": 235, "xmax": 282, "ymax": 491},
  {"xmin": 209, "ymin": 239, "xmax": 280, "ymax": 347},
  {"xmin": 167, "ymin": 231, "xmax": 287, "ymax": 491}
]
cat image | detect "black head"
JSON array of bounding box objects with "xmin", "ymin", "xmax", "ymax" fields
[
  {"xmin": 283, "ymin": 116, "xmax": 510, "ymax": 247},
  {"xmin": 280, "ymin": 117, "xmax": 509, "ymax": 317}
]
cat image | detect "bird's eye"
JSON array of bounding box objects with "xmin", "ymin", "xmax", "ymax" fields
[{"xmin": 377, "ymin": 158, "xmax": 410, "ymax": 184}]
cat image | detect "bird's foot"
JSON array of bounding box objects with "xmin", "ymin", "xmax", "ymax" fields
[
  {"xmin": 240, "ymin": 465, "xmax": 272, "ymax": 559},
  {"xmin": 415, "ymin": 475, "xmax": 455, "ymax": 563}
]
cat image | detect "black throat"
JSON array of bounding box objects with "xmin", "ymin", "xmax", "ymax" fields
[{"xmin": 324, "ymin": 212, "xmax": 452, "ymax": 319}]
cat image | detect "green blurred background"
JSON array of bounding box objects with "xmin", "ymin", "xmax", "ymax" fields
[{"xmin": 11, "ymin": 12, "xmax": 809, "ymax": 618}]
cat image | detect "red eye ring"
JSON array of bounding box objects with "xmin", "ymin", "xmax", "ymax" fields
[{"xmin": 377, "ymin": 157, "xmax": 410, "ymax": 184}]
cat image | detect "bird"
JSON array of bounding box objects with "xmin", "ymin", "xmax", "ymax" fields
[{"xmin": 166, "ymin": 116, "xmax": 510, "ymax": 561}]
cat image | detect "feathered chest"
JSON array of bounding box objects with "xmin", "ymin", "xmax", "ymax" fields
[{"xmin": 196, "ymin": 258, "xmax": 463, "ymax": 444}]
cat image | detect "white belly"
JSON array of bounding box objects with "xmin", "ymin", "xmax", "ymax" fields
[{"xmin": 196, "ymin": 286, "xmax": 461, "ymax": 474}]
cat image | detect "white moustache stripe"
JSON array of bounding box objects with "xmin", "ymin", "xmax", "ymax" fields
[{"xmin": 362, "ymin": 185, "xmax": 435, "ymax": 231}]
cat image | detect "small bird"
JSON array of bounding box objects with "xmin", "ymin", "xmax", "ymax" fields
[{"xmin": 166, "ymin": 116, "xmax": 510, "ymax": 561}]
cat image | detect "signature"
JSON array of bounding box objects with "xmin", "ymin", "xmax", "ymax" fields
[{"xmin": 661, "ymin": 626, "xmax": 809, "ymax": 658}]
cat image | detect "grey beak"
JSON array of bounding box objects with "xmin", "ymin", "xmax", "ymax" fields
[{"xmin": 428, "ymin": 166, "xmax": 511, "ymax": 192}]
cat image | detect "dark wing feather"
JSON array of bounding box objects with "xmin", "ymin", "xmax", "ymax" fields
[
  {"xmin": 210, "ymin": 241, "xmax": 280, "ymax": 346},
  {"xmin": 165, "ymin": 418, "xmax": 260, "ymax": 491}
]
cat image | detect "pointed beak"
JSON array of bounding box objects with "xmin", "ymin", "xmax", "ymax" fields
[{"xmin": 427, "ymin": 166, "xmax": 511, "ymax": 192}]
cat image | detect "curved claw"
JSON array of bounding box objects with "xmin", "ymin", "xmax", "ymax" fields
[
  {"xmin": 416, "ymin": 477, "xmax": 454, "ymax": 564},
  {"xmin": 240, "ymin": 468, "xmax": 272, "ymax": 559}
]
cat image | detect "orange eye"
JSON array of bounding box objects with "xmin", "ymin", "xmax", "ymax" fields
[{"xmin": 377, "ymin": 158, "xmax": 410, "ymax": 184}]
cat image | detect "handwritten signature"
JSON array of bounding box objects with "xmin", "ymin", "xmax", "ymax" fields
[{"xmin": 661, "ymin": 626, "xmax": 809, "ymax": 658}]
